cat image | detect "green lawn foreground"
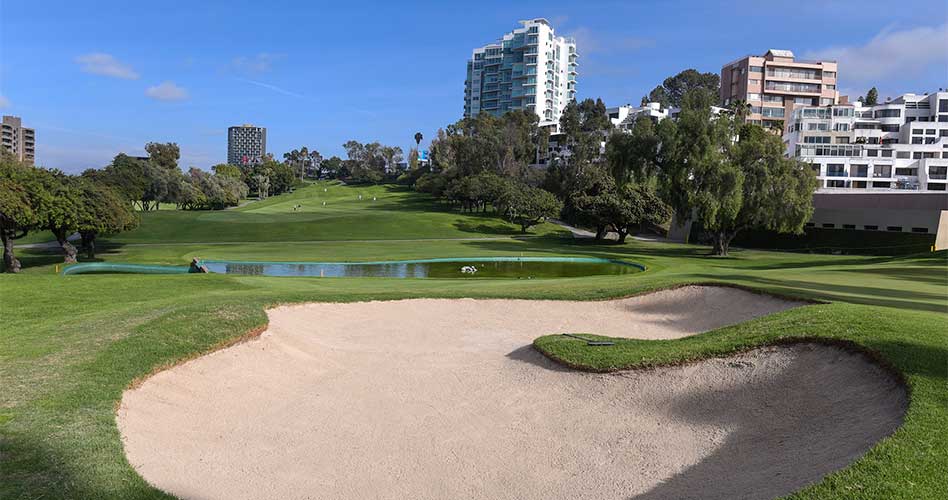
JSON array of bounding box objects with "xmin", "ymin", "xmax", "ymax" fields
[{"xmin": 1, "ymin": 183, "xmax": 946, "ymax": 499}]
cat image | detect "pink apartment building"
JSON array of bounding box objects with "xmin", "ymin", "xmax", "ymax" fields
[{"xmin": 720, "ymin": 49, "xmax": 838, "ymax": 132}]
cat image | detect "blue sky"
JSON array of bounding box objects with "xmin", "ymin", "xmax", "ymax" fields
[{"xmin": 1, "ymin": 0, "xmax": 945, "ymax": 172}]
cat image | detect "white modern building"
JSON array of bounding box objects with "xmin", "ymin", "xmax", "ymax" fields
[
  {"xmin": 607, "ymin": 102, "xmax": 728, "ymax": 130},
  {"xmin": 784, "ymin": 91, "xmax": 948, "ymax": 192},
  {"xmin": 607, "ymin": 103, "xmax": 670, "ymax": 129},
  {"xmin": 464, "ymin": 18, "xmax": 577, "ymax": 130},
  {"xmin": 227, "ymin": 124, "xmax": 267, "ymax": 165},
  {"xmin": 783, "ymin": 91, "xmax": 948, "ymax": 236}
]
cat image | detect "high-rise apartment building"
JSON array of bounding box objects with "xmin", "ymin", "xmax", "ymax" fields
[
  {"xmin": 1, "ymin": 115, "xmax": 35, "ymax": 164},
  {"xmin": 720, "ymin": 49, "xmax": 838, "ymax": 132},
  {"xmin": 464, "ymin": 18, "xmax": 577, "ymax": 129},
  {"xmin": 227, "ymin": 124, "xmax": 267, "ymax": 165}
]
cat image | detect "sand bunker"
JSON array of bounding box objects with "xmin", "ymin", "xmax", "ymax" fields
[{"xmin": 118, "ymin": 286, "xmax": 906, "ymax": 500}]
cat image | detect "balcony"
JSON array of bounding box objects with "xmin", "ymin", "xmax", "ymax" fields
[
  {"xmin": 765, "ymin": 81, "xmax": 821, "ymax": 94},
  {"xmin": 826, "ymin": 170, "xmax": 847, "ymax": 177}
]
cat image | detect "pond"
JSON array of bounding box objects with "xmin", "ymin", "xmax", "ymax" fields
[
  {"xmin": 63, "ymin": 257, "xmax": 644, "ymax": 279},
  {"xmin": 202, "ymin": 257, "xmax": 643, "ymax": 279}
]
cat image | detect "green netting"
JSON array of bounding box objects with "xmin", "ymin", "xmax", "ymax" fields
[{"xmin": 62, "ymin": 263, "xmax": 194, "ymax": 275}]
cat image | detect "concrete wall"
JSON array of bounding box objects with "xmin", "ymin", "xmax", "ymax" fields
[{"xmin": 809, "ymin": 192, "xmax": 948, "ymax": 234}]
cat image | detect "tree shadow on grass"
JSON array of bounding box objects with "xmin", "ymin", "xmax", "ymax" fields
[
  {"xmin": 832, "ymin": 265, "xmax": 948, "ymax": 287},
  {"xmin": 692, "ymin": 273, "xmax": 947, "ymax": 314},
  {"xmin": 5, "ymin": 243, "xmax": 129, "ymax": 272},
  {"xmin": 453, "ymin": 220, "xmax": 524, "ymax": 236},
  {"xmin": 859, "ymin": 339, "xmax": 948, "ymax": 382},
  {"xmin": 460, "ymin": 236, "xmax": 714, "ymax": 260}
]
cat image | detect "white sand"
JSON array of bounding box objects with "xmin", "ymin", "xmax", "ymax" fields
[{"xmin": 118, "ymin": 286, "xmax": 906, "ymax": 500}]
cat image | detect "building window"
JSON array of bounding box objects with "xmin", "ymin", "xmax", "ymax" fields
[
  {"xmin": 843, "ymin": 224, "xmax": 856, "ymax": 229},
  {"xmin": 822, "ymin": 223, "xmax": 835, "ymax": 228},
  {"xmin": 864, "ymin": 225, "xmax": 878, "ymax": 230},
  {"xmin": 749, "ymin": 66, "xmax": 763, "ymax": 72},
  {"xmin": 805, "ymin": 222, "xmax": 815, "ymax": 227},
  {"xmin": 871, "ymin": 182, "xmax": 890, "ymax": 188},
  {"xmin": 826, "ymin": 164, "xmax": 846, "ymax": 177},
  {"xmin": 852, "ymin": 165, "xmax": 868, "ymax": 177},
  {"xmin": 824, "ymin": 84, "xmax": 836, "ymax": 90},
  {"xmin": 939, "ymin": 99, "xmax": 948, "ymax": 112},
  {"xmin": 912, "ymin": 137, "xmax": 924, "ymax": 144},
  {"xmin": 820, "ymin": 98, "xmax": 834, "ymax": 106},
  {"xmin": 804, "ymin": 136, "xmax": 830, "ymax": 144},
  {"xmin": 824, "ymin": 71, "xmax": 836, "ymax": 78},
  {"xmin": 874, "ymin": 109, "xmax": 901, "ymax": 118},
  {"xmin": 895, "ymin": 167, "xmax": 918, "ymax": 176},
  {"xmin": 929, "ymin": 183, "xmax": 946, "ymax": 191},
  {"xmin": 747, "ymin": 93, "xmax": 761, "ymax": 101},
  {"xmin": 886, "ymin": 226, "xmax": 902, "ymax": 232},
  {"xmin": 911, "ymin": 227, "xmax": 929, "ymax": 233}
]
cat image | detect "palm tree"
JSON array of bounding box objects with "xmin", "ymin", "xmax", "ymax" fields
[
  {"xmin": 729, "ymin": 99, "xmax": 751, "ymax": 123},
  {"xmin": 414, "ymin": 132, "xmax": 423, "ymax": 147}
]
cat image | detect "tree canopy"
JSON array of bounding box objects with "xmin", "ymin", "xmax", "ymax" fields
[{"xmin": 646, "ymin": 69, "xmax": 720, "ymax": 108}]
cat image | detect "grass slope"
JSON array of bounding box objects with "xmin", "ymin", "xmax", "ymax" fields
[
  {"xmin": 103, "ymin": 182, "xmax": 565, "ymax": 244},
  {"xmin": 2, "ymin": 183, "xmax": 946, "ymax": 499}
]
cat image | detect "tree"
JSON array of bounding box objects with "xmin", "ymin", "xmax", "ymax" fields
[
  {"xmin": 655, "ymin": 88, "xmax": 732, "ymax": 240},
  {"xmin": 700, "ymin": 123, "xmax": 818, "ymax": 255},
  {"xmin": 606, "ymin": 115, "xmax": 660, "ymax": 185},
  {"xmin": 603, "ymin": 184, "xmax": 671, "ymax": 243},
  {"xmin": 728, "ymin": 99, "xmax": 752, "ymax": 123},
  {"xmin": 76, "ymin": 180, "xmax": 138, "ymax": 258},
  {"xmin": 212, "ymin": 163, "xmax": 243, "ymax": 179},
  {"xmin": 186, "ymin": 168, "xmax": 249, "ymax": 210},
  {"xmin": 414, "ymin": 132, "xmax": 423, "ymax": 146},
  {"xmin": 41, "ymin": 173, "xmax": 85, "ymax": 264},
  {"xmin": 320, "ymin": 156, "xmax": 343, "ymax": 179},
  {"xmin": 865, "ymin": 87, "xmax": 879, "ymax": 106},
  {"xmin": 307, "ymin": 149, "xmax": 323, "ymax": 178},
  {"xmin": 649, "ymin": 69, "xmax": 720, "ymax": 108},
  {"xmin": 557, "ymin": 98, "xmax": 611, "ymax": 169},
  {"xmin": 98, "ymin": 154, "xmax": 149, "ymax": 207},
  {"xmin": 499, "ymin": 184, "xmax": 561, "ymax": 233},
  {"xmin": 381, "ymin": 146, "xmax": 404, "ymax": 173},
  {"xmin": 561, "ymin": 164, "xmax": 617, "ymax": 239},
  {"xmin": 253, "ymin": 173, "xmax": 270, "ymax": 199},
  {"xmin": 0, "ymin": 155, "xmax": 49, "ymax": 272},
  {"xmin": 281, "ymin": 147, "xmax": 322, "ymax": 180},
  {"xmin": 145, "ymin": 142, "xmax": 180, "ymax": 171}
]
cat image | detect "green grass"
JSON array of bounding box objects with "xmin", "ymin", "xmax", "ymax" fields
[
  {"xmin": 2, "ymin": 182, "xmax": 946, "ymax": 499},
  {"xmin": 102, "ymin": 182, "xmax": 565, "ymax": 244}
]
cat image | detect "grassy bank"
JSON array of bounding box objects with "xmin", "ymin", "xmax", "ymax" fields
[{"xmin": 2, "ymin": 182, "xmax": 946, "ymax": 499}]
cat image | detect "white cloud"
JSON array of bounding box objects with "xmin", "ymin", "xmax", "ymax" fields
[
  {"xmin": 75, "ymin": 53, "xmax": 140, "ymax": 79},
  {"xmin": 145, "ymin": 81, "xmax": 189, "ymax": 101},
  {"xmin": 0, "ymin": 95, "xmax": 9, "ymax": 108},
  {"xmin": 804, "ymin": 24, "xmax": 948, "ymax": 85},
  {"xmin": 231, "ymin": 53, "xmax": 284, "ymax": 74}
]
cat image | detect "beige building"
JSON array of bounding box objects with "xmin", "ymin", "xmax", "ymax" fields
[
  {"xmin": 720, "ymin": 49, "xmax": 838, "ymax": 132},
  {"xmin": 1, "ymin": 115, "xmax": 35, "ymax": 164}
]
